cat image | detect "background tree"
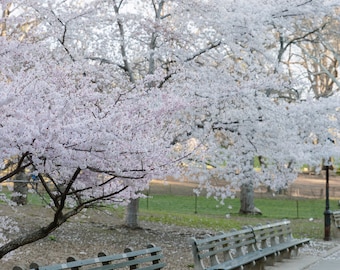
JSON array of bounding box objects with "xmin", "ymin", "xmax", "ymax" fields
[
  {"xmin": 169, "ymin": 0, "xmax": 340, "ymax": 213},
  {"xmin": 279, "ymin": 15, "xmax": 340, "ymax": 99}
]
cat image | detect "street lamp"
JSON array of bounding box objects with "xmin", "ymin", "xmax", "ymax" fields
[{"xmin": 323, "ymin": 159, "xmax": 333, "ymax": 241}]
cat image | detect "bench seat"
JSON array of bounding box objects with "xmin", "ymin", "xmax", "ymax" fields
[{"xmin": 205, "ymin": 248, "xmax": 278, "ymax": 270}]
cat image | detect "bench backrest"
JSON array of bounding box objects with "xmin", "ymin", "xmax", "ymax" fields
[
  {"xmin": 190, "ymin": 227, "xmax": 256, "ymax": 270},
  {"xmin": 332, "ymin": 210, "xmax": 340, "ymax": 227},
  {"xmin": 21, "ymin": 244, "xmax": 165, "ymax": 270},
  {"xmin": 252, "ymin": 220, "xmax": 293, "ymax": 249}
]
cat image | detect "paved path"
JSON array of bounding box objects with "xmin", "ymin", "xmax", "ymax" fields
[
  {"xmin": 306, "ymin": 246, "xmax": 340, "ymax": 270},
  {"xmin": 266, "ymin": 240, "xmax": 340, "ymax": 270}
]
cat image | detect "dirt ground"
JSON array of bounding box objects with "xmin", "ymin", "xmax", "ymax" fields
[
  {"xmin": 2, "ymin": 204, "xmax": 212, "ymax": 270},
  {"xmin": 285, "ymin": 173, "xmax": 340, "ymax": 199},
  {"xmin": 152, "ymin": 173, "xmax": 340, "ymax": 199},
  {"xmin": 2, "ymin": 174, "xmax": 340, "ymax": 270}
]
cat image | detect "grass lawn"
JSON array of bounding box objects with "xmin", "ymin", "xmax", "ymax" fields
[
  {"xmin": 138, "ymin": 194, "xmax": 338, "ymax": 239},
  {"xmin": 140, "ymin": 194, "xmax": 334, "ymax": 219}
]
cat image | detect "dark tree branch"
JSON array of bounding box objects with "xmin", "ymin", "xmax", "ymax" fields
[
  {"xmin": 0, "ymin": 184, "xmax": 129, "ymax": 259},
  {"xmin": 185, "ymin": 40, "xmax": 222, "ymax": 62},
  {"xmin": 158, "ymin": 40, "xmax": 222, "ymax": 88},
  {"xmin": 85, "ymin": 57, "xmax": 127, "ymax": 71},
  {"xmin": 113, "ymin": 0, "xmax": 135, "ymax": 83},
  {"xmin": 48, "ymin": 10, "xmax": 75, "ymax": 62},
  {"xmin": 0, "ymin": 152, "xmax": 32, "ymax": 183},
  {"xmin": 277, "ymin": 22, "xmax": 328, "ymax": 62}
]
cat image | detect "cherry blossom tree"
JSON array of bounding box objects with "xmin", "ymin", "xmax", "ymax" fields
[
  {"xmin": 1, "ymin": 0, "xmax": 340, "ymax": 260},
  {"xmin": 170, "ymin": 0, "xmax": 340, "ymax": 212},
  {"xmin": 0, "ymin": 30, "xmax": 187, "ymax": 259}
]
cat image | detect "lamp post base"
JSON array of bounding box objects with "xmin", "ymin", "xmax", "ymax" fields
[{"xmin": 324, "ymin": 209, "xmax": 332, "ymax": 241}]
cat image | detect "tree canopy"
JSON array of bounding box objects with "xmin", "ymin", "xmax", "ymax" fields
[{"xmin": 1, "ymin": 0, "xmax": 340, "ymax": 259}]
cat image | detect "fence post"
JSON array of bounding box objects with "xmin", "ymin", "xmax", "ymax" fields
[
  {"xmin": 146, "ymin": 189, "xmax": 149, "ymax": 210},
  {"xmin": 194, "ymin": 194, "xmax": 198, "ymax": 214}
]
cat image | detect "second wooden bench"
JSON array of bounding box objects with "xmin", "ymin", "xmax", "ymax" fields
[
  {"xmin": 190, "ymin": 219, "xmax": 309, "ymax": 270},
  {"xmin": 13, "ymin": 244, "xmax": 166, "ymax": 270}
]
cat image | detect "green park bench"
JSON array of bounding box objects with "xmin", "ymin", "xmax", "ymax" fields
[
  {"xmin": 13, "ymin": 244, "xmax": 166, "ymax": 270},
  {"xmin": 332, "ymin": 210, "xmax": 340, "ymax": 228},
  {"xmin": 189, "ymin": 220, "xmax": 310, "ymax": 270},
  {"xmin": 251, "ymin": 220, "xmax": 310, "ymax": 263}
]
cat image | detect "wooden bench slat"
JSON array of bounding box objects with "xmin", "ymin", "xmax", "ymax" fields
[
  {"xmin": 88, "ymin": 254, "xmax": 164, "ymax": 270},
  {"xmin": 195, "ymin": 233, "xmax": 256, "ymax": 260},
  {"xmin": 195, "ymin": 228, "xmax": 253, "ymax": 244},
  {"xmin": 262, "ymin": 238, "xmax": 309, "ymax": 253},
  {"xmin": 23, "ymin": 245, "xmax": 165, "ymax": 270},
  {"xmin": 134, "ymin": 263, "xmax": 167, "ymax": 270},
  {"xmin": 196, "ymin": 236, "xmax": 243, "ymax": 249},
  {"xmin": 35, "ymin": 252, "xmax": 132, "ymax": 269},
  {"xmin": 206, "ymin": 248, "xmax": 278, "ymax": 270},
  {"xmin": 89, "ymin": 262, "xmax": 167, "ymax": 270},
  {"xmin": 206, "ymin": 247, "xmax": 278, "ymax": 270}
]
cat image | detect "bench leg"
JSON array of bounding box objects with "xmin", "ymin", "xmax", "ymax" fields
[
  {"xmin": 243, "ymin": 260, "xmax": 265, "ymax": 270},
  {"xmin": 258, "ymin": 259, "xmax": 266, "ymax": 270},
  {"xmin": 67, "ymin": 256, "xmax": 81, "ymax": 270},
  {"xmin": 255, "ymin": 260, "xmax": 266, "ymax": 270},
  {"xmin": 292, "ymin": 246, "xmax": 302, "ymax": 258},
  {"xmin": 29, "ymin": 263, "xmax": 40, "ymax": 270},
  {"xmin": 12, "ymin": 266, "xmax": 24, "ymax": 270},
  {"xmin": 276, "ymin": 247, "xmax": 295, "ymax": 262},
  {"xmin": 282, "ymin": 248, "xmax": 291, "ymax": 259},
  {"xmin": 275, "ymin": 251, "xmax": 284, "ymax": 262},
  {"xmin": 264, "ymin": 254, "xmax": 276, "ymax": 266}
]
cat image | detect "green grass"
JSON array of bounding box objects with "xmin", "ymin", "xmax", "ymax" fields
[
  {"xmin": 140, "ymin": 194, "xmax": 335, "ymax": 219},
  {"xmin": 140, "ymin": 211, "xmax": 241, "ymax": 231},
  {"xmin": 141, "ymin": 194, "xmax": 239, "ymax": 215},
  {"xmin": 0, "ymin": 187, "xmax": 50, "ymax": 205},
  {"xmin": 139, "ymin": 194, "xmax": 338, "ymax": 239}
]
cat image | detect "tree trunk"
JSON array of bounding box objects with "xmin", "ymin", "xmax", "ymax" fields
[
  {"xmin": 239, "ymin": 181, "xmax": 262, "ymax": 215},
  {"xmin": 11, "ymin": 171, "xmax": 28, "ymax": 205},
  {"xmin": 124, "ymin": 198, "xmax": 140, "ymax": 229}
]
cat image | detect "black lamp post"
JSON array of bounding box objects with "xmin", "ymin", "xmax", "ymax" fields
[{"xmin": 323, "ymin": 163, "xmax": 331, "ymax": 241}]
